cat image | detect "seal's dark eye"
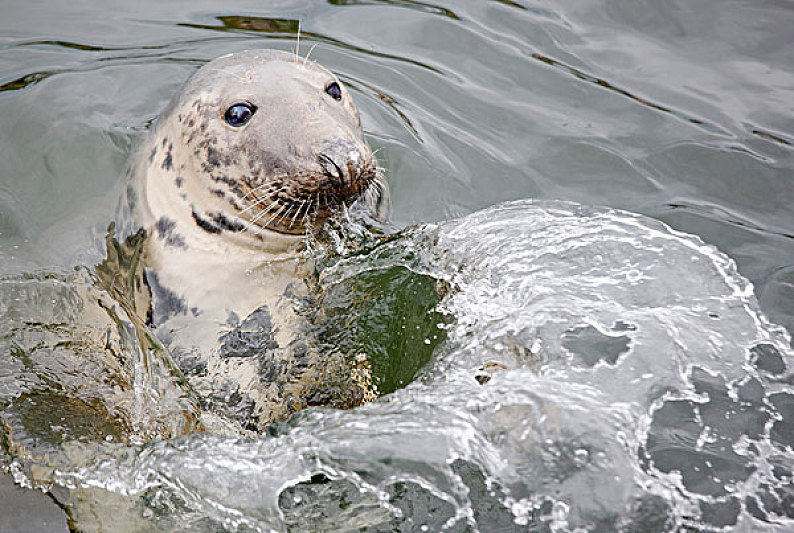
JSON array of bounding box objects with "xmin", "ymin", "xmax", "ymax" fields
[
  {"xmin": 224, "ymin": 103, "xmax": 256, "ymax": 127},
  {"xmin": 325, "ymin": 82, "xmax": 342, "ymax": 101}
]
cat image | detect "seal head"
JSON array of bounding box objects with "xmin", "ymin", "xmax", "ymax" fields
[{"xmin": 139, "ymin": 49, "xmax": 378, "ymax": 246}]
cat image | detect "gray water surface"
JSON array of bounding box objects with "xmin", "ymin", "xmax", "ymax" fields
[{"xmin": 1, "ymin": 1, "xmax": 793, "ymax": 531}]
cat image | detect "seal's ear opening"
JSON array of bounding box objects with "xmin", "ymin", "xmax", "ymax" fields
[{"xmin": 224, "ymin": 103, "xmax": 257, "ymax": 127}]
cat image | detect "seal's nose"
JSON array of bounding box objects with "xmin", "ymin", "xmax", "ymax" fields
[{"xmin": 318, "ymin": 139, "xmax": 364, "ymax": 190}]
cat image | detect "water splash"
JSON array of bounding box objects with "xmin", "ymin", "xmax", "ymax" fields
[{"xmin": 3, "ymin": 200, "xmax": 792, "ymax": 531}]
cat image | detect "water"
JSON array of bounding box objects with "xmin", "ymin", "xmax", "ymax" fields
[{"xmin": 1, "ymin": 1, "xmax": 793, "ymax": 531}]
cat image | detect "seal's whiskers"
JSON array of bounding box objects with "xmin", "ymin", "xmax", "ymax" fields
[
  {"xmin": 237, "ymin": 198, "xmax": 267, "ymax": 217},
  {"xmin": 245, "ymin": 181, "xmax": 287, "ymax": 199},
  {"xmin": 364, "ymin": 186, "xmax": 376, "ymax": 206},
  {"xmin": 260, "ymin": 203, "xmax": 290, "ymax": 234},
  {"xmin": 303, "ymin": 43, "xmax": 318, "ymax": 66},
  {"xmin": 294, "ymin": 20, "xmax": 301, "ymax": 61},
  {"xmin": 301, "ymin": 198, "xmax": 314, "ymax": 228},
  {"xmin": 311, "ymin": 192, "xmax": 322, "ymax": 224},
  {"xmin": 238, "ymin": 185, "xmax": 287, "ymax": 216},
  {"xmin": 241, "ymin": 198, "xmax": 283, "ymax": 232},
  {"xmin": 288, "ymin": 200, "xmax": 307, "ymax": 230}
]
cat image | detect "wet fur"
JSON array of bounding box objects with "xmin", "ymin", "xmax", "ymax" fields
[{"xmin": 123, "ymin": 50, "xmax": 385, "ymax": 430}]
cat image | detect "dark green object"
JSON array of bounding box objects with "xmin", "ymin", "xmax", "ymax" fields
[{"xmin": 318, "ymin": 266, "xmax": 446, "ymax": 396}]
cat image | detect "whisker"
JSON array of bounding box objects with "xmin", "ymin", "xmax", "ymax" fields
[
  {"xmin": 262, "ymin": 203, "xmax": 289, "ymax": 232},
  {"xmin": 302, "ymin": 198, "xmax": 313, "ymax": 228},
  {"xmin": 238, "ymin": 184, "xmax": 290, "ymax": 218},
  {"xmin": 239, "ymin": 186, "xmax": 284, "ymax": 212},
  {"xmin": 241, "ymin": 200, "xmax": 282, "ymax": 232},
  {"xmin": 303, "ymin": 43, "xmax": 318, "ymax": 65},
  {"xmin": 277, "ymin": 208, "xmax": 291, "ymax": 227},
  {"xmin": 288, "ymin": 200, "xmax": 306, "ymax": 229},
  {"xmin": 245, "ymin": 182, "xmax": 287, "ymax": 198},
  {"xmin": 295, "ymin": 20, "xmax": 301, "ymax": 61},
  {"xmin": 237, "ymin": 198, "xmax": 267, "ymax": 217}
]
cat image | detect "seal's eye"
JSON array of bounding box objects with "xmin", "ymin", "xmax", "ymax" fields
[
  {"xmin": 325, "ymin": 82, "xmax": 342, "ymax": 101},
  {"xmin": 224, "ymin": 103, "xmax": 256, "ymax": 127}
]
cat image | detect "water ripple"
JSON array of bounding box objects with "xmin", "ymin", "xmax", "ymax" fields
[
  {"xmin": 178, "ymin": 16, "xmax": 444, "ymax": 74},
  {"xmin": 26, "ymin": 201, "xmax": 789, "ymax": 530}
]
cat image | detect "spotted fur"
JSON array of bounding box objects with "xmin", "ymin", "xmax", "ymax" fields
[{"xmin": 128, "ymin": 49, "xmax": 387, "ymax": 431}]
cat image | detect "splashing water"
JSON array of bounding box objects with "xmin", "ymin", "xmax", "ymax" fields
[{"xmin": 2, "ymin": 200, "xmax": 792, "ymax": 531}]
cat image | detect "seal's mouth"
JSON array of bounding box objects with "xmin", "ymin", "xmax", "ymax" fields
[{"xmin": 238, "ymin": 154, "xmax": 379, "ymax": 235}]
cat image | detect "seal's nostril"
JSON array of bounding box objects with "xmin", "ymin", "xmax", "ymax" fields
[
  {"xmin": 319, "ymin": 153, "xmax": 344, "ymax": 184},
  {"xmin": 318, "ymin": 140, "xmax": 362, "ymax": 187}
]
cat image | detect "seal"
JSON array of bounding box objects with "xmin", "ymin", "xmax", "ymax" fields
[{"xmin": 122, "ymin": 49, "xmax": 387, "ymax": 430}]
